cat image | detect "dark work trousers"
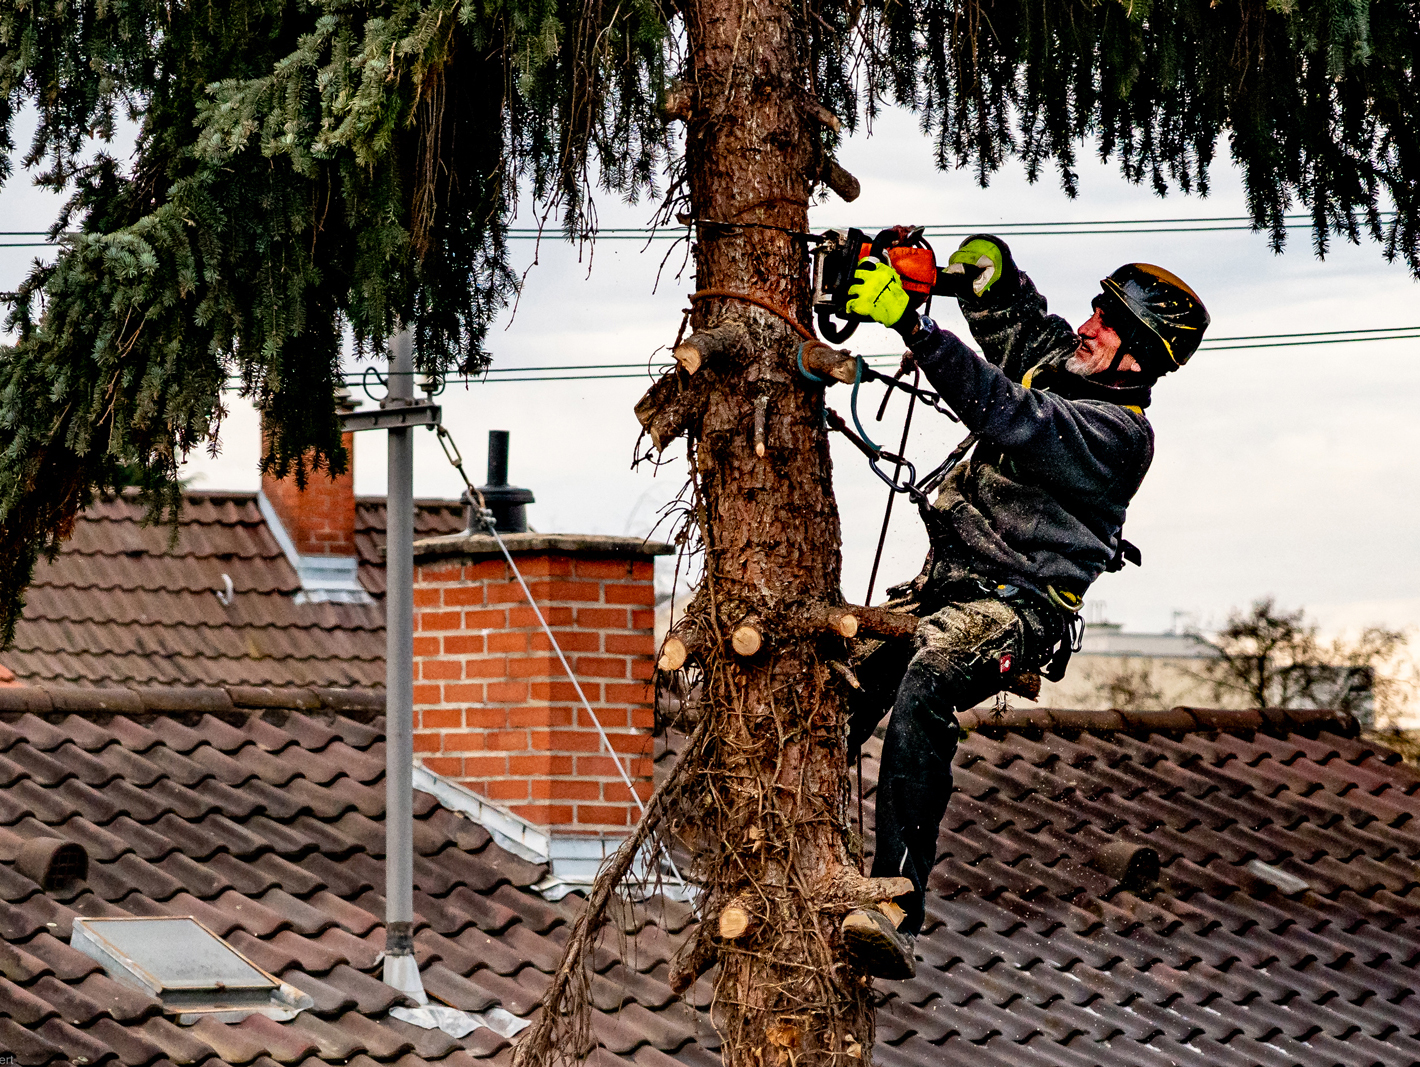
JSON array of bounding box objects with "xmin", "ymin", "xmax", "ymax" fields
[{"xmin": 847, "ymin": 591, "xmax": 1060, "ymax": 935}]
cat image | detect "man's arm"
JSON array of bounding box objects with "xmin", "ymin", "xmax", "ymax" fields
[
  {"xmin": 957, "ymin": 270, "xmax": 1081, "ymax": 383},
  {"xmin": 907, "ymin": 323, "xmax": 1147, "ymax": 496}
]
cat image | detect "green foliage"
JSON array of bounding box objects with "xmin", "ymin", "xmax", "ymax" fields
[{"xmin": 0, "ymin": 0, "xmax": 1417, "ymax": 641}]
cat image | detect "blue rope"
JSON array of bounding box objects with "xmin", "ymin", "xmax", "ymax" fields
[
  {"xmin": 796, "ymin": 342, "xmax": 828, "ymax": 384},
  {"xmin": 849, "ymin": 356, "xmax": 882, "ymax": 453}
]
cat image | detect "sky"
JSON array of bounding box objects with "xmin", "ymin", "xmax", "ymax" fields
[{"xmin": 1, "ymin": 106, "xmax": 1417, "ymax": 638}]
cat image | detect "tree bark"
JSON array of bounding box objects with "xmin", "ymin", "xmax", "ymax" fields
[{"xmin": 678, "ymin": 0, "xmax": 873, "ymax": 1060}]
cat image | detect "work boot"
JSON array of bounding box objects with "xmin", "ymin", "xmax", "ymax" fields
[{"xmin": 841, "ymin": 908, "xmax": 916, "ymax": 980}]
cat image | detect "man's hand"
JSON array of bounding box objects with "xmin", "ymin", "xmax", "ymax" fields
[
  {"xmin": 946, "ymin": 235, "xmax": 1017, "ymax": 297},
  {"xmin": 846, "ymin": 260, "xmax": 910, "ymax": 328}
]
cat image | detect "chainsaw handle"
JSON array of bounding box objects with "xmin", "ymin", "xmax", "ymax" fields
[{"xmin": 817, "ymin": 308, "xmax": 859, "ymax": 344}]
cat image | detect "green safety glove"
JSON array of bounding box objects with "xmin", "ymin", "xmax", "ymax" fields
[
  {"xmin": 845, "ymin": 259, "xmax": 910, "ymax": 327},
  {"xmin": 945, "ymin": 234, "xmax": 1018, "ymax": 298}
]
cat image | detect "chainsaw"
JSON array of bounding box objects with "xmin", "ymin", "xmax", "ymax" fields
[{"xmin": 811, "ymin": 225, "xmax": 969, "ymax": 343}]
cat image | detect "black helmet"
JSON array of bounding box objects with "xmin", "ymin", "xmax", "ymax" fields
[{"xmin": 1093, "ymin": 263, "xmax": 1210, "ymax": 373}]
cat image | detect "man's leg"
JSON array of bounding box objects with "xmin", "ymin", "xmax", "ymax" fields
[{"xmin": 869, "ymin": 597, "xmax": 1034, "ymax": 933}]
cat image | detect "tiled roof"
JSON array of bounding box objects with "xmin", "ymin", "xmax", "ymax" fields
[
  {"xmin": 3, "ymin": 688, "xmax": 1418, "ymax": 1067},
  {"xmin": 0, "ymin": 684, "xmax": 712, "ymax": 1067},
  {"xmin": 1, "ymin": 491, "xmax": 465, "ymax": 689}
]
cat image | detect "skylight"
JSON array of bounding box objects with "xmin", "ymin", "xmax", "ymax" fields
[{"xmin": 71, "ymin": 917, "xmax": 312, "ymax": 1023}]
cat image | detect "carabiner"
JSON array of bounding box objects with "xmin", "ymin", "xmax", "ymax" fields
[{"xmin": 870, "ymin": 448, "xmax": 925, "ymax": 502}]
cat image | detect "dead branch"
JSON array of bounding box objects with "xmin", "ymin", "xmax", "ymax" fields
[
  {"xmin": 658, "ymin": 624, "xmax": 706, "ymax": 671},
  {"xmin": 668, "ymin": 920, "xmax": 719, "ymax": 994},
  {"xmin": 817, "ymin": 866, "xmax": 914, "ymax": 910},
  {"xmin": 731, "ymin": 617, "xmax": 764, "ymax": 657},
  {"xmin": 510, "ymin": 713, "xmax": 712, "ymax": 1067},
  {"xmin": 843, "ymin": 604, "xmax": 918, "ymax": 639},
  {"xmin": 820, "ymin": 157, "xmax": 861, "ymax": 203},
  {"xmin": 804, "ymin": 602, "xmax": 857, "ymax": 638},
  {"xmin": 804, "ymin": 99, "xmax": 842, "ymax": 133},
  {"xmin": 634, "ymin": 373, "xmax": 700, "ymax": 452},
  {"xmin": 753, "ymin": 395, "xmax": 769, "ymax": 457},
  {"xmin": 799, "ymin": 342, "xmax": 857, "ymax": 384},
  {"xmin": 829, "ymin": 660, "xmax": 860, "ymax": 689},
  {"xmin": 663, "ymin": 82, "xmax": 694, "ymax": 122},
  {"xmin": 718, "ymin": 895, "xmax": 755, "ymax": 940},
  {"xmin": 674, "ymin": 321, "xmax": 748, "ymax": 374}
]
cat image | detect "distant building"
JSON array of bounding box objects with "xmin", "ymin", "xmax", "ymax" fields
[{"xmin": 1035, "ymin": 619, "xmax": 1221, "ymax": 713}]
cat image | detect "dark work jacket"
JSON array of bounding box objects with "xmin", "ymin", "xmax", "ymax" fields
[{"xmin": 905, "ymin": 271, "xmax": 1154, "ymax": 598}]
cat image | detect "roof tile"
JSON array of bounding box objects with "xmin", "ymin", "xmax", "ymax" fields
[{"xmin": 0, "ymin": 1014, "xmax": 65, "ymax": 1066}]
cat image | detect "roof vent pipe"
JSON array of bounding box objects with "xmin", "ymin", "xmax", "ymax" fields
[{"xmin": 470, "ymin": 430, "xmax": 535, "ymax": 533}]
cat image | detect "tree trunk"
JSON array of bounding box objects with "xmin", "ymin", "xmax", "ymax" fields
[{"xmin": 679, "ymin": 0, "xmax": 874, "ymax": 1060}]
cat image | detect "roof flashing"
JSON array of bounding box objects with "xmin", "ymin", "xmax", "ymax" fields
[{"xmin": 71, "ymin": 916, "xmax": 313, "ymax": 1022}]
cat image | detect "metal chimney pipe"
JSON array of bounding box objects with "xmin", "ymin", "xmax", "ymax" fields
[{"xmin": 487, "ymin": 430, "xmax": 510, "ymax": 487}]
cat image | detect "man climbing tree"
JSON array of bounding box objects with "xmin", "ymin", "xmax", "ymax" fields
[
  {"xmin": 834, "ymin": 239, "xmax": 1208, "ymax": 978},
  {"xmin": 1, "ymin": 0, "xmax": 1418, "ymax": 1064}
]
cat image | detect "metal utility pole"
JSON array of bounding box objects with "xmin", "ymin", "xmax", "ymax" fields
[
  {"xmin": 337, "ymin": 330, "xmax": 441, "ymax": 1001},
  {"xmin": 381, "ymin": 328, "xmax": 424, "ymax": 1002}
]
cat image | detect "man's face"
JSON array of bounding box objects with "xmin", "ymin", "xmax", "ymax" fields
[{"xmin": 1068, "ymin": 306, "xmax": 1141, "ymax": 376}]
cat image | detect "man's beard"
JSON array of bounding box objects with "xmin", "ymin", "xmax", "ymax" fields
[{"xmin": 1064, "ymin": 349, "xmax": 1094, "ymax": 376}]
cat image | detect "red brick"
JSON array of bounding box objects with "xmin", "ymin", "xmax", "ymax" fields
[
  {"xmin": 511, "ymin": 754, "xmax": 575, "ymax": 777},
  {"xmin": 419, "ymin": 706, "xmax": 464, "ymax": 729},
  {"xmin": 630, "ymin": 560, "xmax": 655, "ymax": 580},
  {"xmin": 631, "ymin": 610, "xmax": 655, "ymax": 630},
  {"xmin": 547, "ymin": 730, "xmax": 603, "ymax": 753},
  {"xmin": 485, "ymin": 779, "xmax": 531, "ymax": 801},
  {"xmin": 606, "ymin": 732, "xmax": 653, "ymax": 756},
  {"xmin": 526, "ymin": 680, "xmax": 584, "ymax": 703},
  {"xmin": 413, "ymin": 683, "xmax": 444, "ymax": 705},
  {"xmin": 511, "ymin": 803, "xmax": 573, "ymax": 826},
  {"xmin": 605, "ymin": 683, "xmax": 654, "ymax": 705},
  {"xmin": 439, "ymin": 682, "xmax": 484, "ymax": 703},
  {"xmin": 574, "ymin": 607, "xmax": 632, "ymax": 630},
  {"xmin": 422, "ymin": 756, "xmax": 463, "ymax": 777},
  {"xmin": 630, "ymin": 708, "xmax": 656, "ymax": 729},
  {"xmin": 604, "ymin": 633, "xmax": 655, "ymax": 656},
  {"xmin": 547, "ymin": 580, "xmax": 603, "ymax": 603},
  {"xmin": 463, "ymin": 707, "xmax": 511, "ymax": 729},
  {"xmin": 444, "ymin": 585, "xmax": 486, "ymax": 607},
  {"xmin": 604, "ymin": 583, "xmax": 655, "ymax": 606},
  {"xmin": 574, "ymin": 558, "xmax": 635, "ymax": 579},
  {"xmin": 574, "ymin": 754, "xmax": 652, "ymax": 778},
  {"xmin": 508, "ymin": 655, "xmax": 560, "ymax": 679},
  {"xmin": 419, "ymin": 610, "xmax": 462, "ymax": 632},
  {"xmin": 436, "ymin": 730, "xmax": 483, "ymax": 750},
  {"xmin": 536, "ymin": 778, "xmax": 600, "ymax": 801},
  {"xmin": 575, "ymin": 805, "xmax": 630, "ymax": 826},
  {"xmin": 414, "ymin": 588, "xmax": 442, "ymax": 608},
  {"xmin": 459, "ymin": 755, "xmax": 510, "ymax": 777},
  {"xmin": 420, "ymin": 659, "xmax": 463, "ymax": 681},
  {"xmin": 481, "ymin": 729, "xmax": 527, "ymax": 751},
  {"xmin": 486, "ymin": 681, "xmax": 528, "ymax": 703},
  {"xmin": 419, "ymin": 564, "xmax": 463, "ymax": 583},
  {"xmin": 443, "ymin": 633, "xmax": 484, "ymax": 656},
  {"xmin": 507, "ymin": 705, "xmax": 573, "ymax": 728},
  {"xmin": 531, "ymin": 630, "xmax": 600, "ymax": 653},
  {"xmin": 461, "ymin": 658, "xmax": 507, "ymax": 679},
  {"xmin": 512, "ymin": 555, "xmax": 574, "ymax": 577},
  {"xmin": 574, "ymin": 656, "xmax": 627, "ymax": 679},
  {"xmin": 630, "ymin": 659, "xmax": 655, "ymax": 681},
  {"xmin": 413, "ymin": 636, "xmax": 441, "ymax": 658},
  {"xmin": 461, "ymin": 609, "xmax": 508, "ymax": 630},
  {"xmin": 605, "ymin": 780, "xmax": 655, "ymax": 804},
  {"xmin": 577, "ymin": 706, "xmax": 627, "ymax": 729},
  {"xmin": 486, "ymin": 580, "xmax": 543, "ymax": 605},
  {"xmin": 510, "ymin": 605, "xmax": 574, "ymax": 628},
  {"xmin": 488, "ymin": 632, "xmax": 529, "ymax": 654},
  {"xmin": 413, "ymin": 733, "xmax": 442, "ymax": 754},
  {"xmin": 462, "ymin": 559, "xmax": 508, "ymax": 580}
]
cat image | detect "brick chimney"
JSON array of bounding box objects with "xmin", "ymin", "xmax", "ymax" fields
[
  {"xmin": 257, "ymin": 392, "xmax": 370, "ymax": 604},
  {"xmin": 410, "ymin": 532, "xmax": 670, "ymax": 834}
]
